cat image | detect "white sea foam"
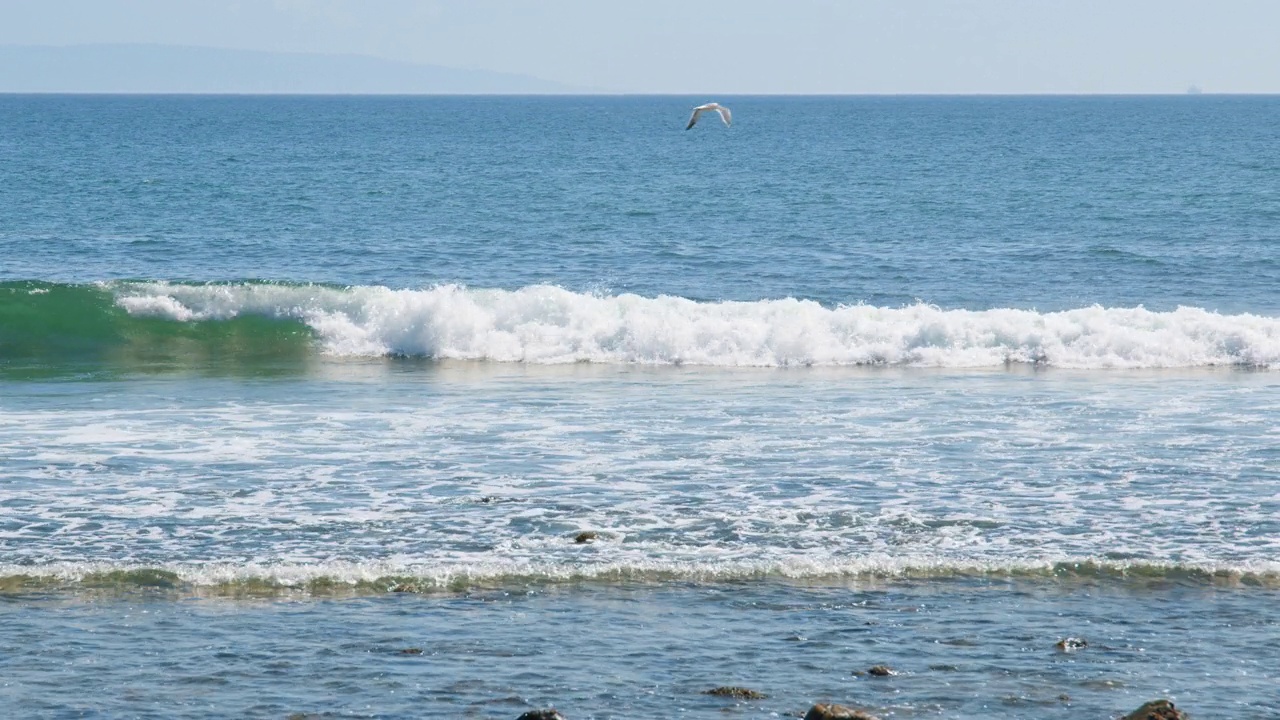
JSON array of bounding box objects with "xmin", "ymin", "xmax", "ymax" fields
[
  {"xmin": 4, "ymin": 556, "xmax": 1279, "ymax": 591},
  {"xmin": 109, "ymin": 282, "xmax": 1280, "ymax": 368},
  {"xmin": 116, "ymin": 292, "xmax": 197, "ymax": 321},
  {"xmin": 5, "ymin": 358, "xmax": 1277, "ymax": 593}
]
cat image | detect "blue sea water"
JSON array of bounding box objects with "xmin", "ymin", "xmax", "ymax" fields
[{"xmin": 2, "ymin": 95, "xmax": 1279, "ymax": 719}]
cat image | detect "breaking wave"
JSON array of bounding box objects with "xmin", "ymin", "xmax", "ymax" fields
[{"xmin": 4, "ymin": 280, "xmax": 1279, "ymax": 370}]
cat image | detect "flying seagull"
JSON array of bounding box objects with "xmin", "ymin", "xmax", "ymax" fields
[{"xmin": 685, "ymin": 102, "xmax": 732, "ymax": 130}]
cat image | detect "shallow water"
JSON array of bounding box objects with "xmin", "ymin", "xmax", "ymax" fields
[
  {"xmin": 2, "ymin": 95, "xmax": 1279, "ymax": 718},
  {"xmin": 4, "ymin": 580, "xmax": 1278, "ymax": 719}
]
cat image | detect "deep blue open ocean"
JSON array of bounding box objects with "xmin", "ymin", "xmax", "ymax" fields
[{"xmin": 2, "ymin": 95, "xmax": 1279, "ymax": 719}]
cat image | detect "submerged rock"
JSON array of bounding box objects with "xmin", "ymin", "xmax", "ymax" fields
[
  {"xmin": 515, "ymin": 710, "xmax": 568, "ymax": 720},
  {"xmin": 703, "ymin": 686, "xmax": 768, "ymax": 699},
  {"xmin": 1055, "ymin": 637, "xmax": 1088, "ymax": 651},
  {"xmin": 804, "ymin": 704, "xmax": 881, "ymax": 720},
  {"xmin": 573, "ymin": 531, "xmax": 599, "ymax": 544},
  {"xmin": 1121, "ymin": 699, "xmax": 1189, "ymax": 720}
]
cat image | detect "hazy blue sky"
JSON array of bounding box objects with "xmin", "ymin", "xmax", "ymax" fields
[{"xmin": 2, "ymin": 0, "xmax": 1278, "ymax": 93}]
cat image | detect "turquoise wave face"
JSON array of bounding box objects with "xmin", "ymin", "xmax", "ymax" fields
[{"xmin": 0, "ymin": 281, "xmax": 316, "ymax": 377}]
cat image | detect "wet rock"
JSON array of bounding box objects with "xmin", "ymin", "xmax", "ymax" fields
[
  {"xmin": 804, "ymin": 703, "xmax": 881, "ymax": 720},
  {"xmin": 1121, "ymin": 699, "xmax": 1189, "ymax": 720},
  {"xmin": 516, "ymin": 710, "xmax": 568, "ymax": 720},
  {"xmin": 573, "ymin": 531, "xmax": 599, "ymax": 544},
  {"xmin": 704, "ymin": 686, "xmax": 768, "ymax": 699},
  {"xmin": 398, "ymin": 647, "xmax": 423, "ymax": 655},
  {"xmin": 1055, "ymin": 637, "xmax": 1088, "ymax": 651}
]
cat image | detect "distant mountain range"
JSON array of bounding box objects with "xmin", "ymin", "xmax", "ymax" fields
[{"xmin": 0, "ymin": 44, "xmax": 583, "ymax": 94}]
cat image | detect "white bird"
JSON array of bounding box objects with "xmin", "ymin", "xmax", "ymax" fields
[{"xmin": 685, "ymin": 102, "xmax": 732, "ymax": 130}]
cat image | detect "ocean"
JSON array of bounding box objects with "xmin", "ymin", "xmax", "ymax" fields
[{"xmin": 1, "ymin": 95, "xmax": 1278, "ymax": 719}]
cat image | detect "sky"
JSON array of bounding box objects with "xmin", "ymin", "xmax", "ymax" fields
[{"xmin": 2, "ymin": 0, "xmax": 1279, "ymax": 94}]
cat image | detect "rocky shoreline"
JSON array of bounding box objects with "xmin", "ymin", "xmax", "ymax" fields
[
  {"xmin": 286, "ymin": 646, "xmax": 1195, "ymax": 720},
  {"xmin": 287, "ymin": 692, "xmax": 1190, "ymax": 720},
  {"xmin": 506, "ymin": 696, "xmax": 1189, "ymax": 720},
  {"xmin": 498, "ymin": 640, "xmax": 1194, "ymax": 719}
]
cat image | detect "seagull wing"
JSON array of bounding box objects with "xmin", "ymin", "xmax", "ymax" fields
[
  {"xmin": 685, "ymin": 107, "xmax": 704, "ymax": 130},
  {"xmin": 716, "ymin": 106, "xmax": 732, "ymax": 126}
]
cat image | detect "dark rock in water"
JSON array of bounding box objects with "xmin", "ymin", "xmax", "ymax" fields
[
  {"xmin": 1055, "ymin": 637, "xmax": 1088, "ymax": 651},
  {"xmin": 475, "ymin": 495, "xmax": 523, "ymax": 505},
  {"xmin": 573, "ymin": 531, "xmax": 599, "ymax": 544},
  {"xmin": 398, "ymin": 647, "xmax": 424, "ymax": 655},
  {"xmin": 516, "ymin": 711, "xmax": 568, "ymax": 720},
  {"xmin": 704, "ymin": 686, "xmax": 768, "ymax": 699},
  {"xmin": 866, "ymin": 664, "xmax": 895, "ymax": 676},
  {"xmin": 804, "ymin": 703, "xmax": 881, "ymax": 720},
  {"xmin": 1121, "ymin": 699, "xmax": 1189, "ymax": 720}
]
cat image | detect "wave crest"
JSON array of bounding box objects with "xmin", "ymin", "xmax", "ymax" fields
[{"xmin": 110, "ymin": 282, "xmax": 1280, "ymax": 368}]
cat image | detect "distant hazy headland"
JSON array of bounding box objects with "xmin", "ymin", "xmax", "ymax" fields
[{"xmin": 0, "ymin": 44, "xmax": 581, "ymax": 94}]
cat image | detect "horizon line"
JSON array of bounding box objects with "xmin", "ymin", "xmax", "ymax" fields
[{"xmin": 0, "ymin": 91, "xmax": 1275, "ymax": 98}]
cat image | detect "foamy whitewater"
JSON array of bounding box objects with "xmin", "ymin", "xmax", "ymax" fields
[
  {"xmin": 3, "ymin": 96, "xmax": 1279, "ymax": 719},
  {"xmin": 113, "ymin": 281, "xmax": 1280, "ymax": 368}
]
